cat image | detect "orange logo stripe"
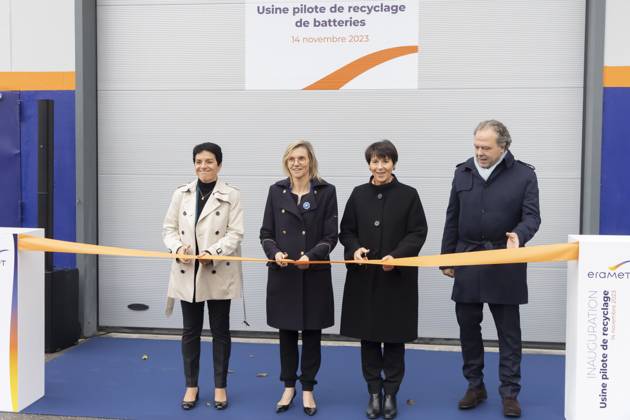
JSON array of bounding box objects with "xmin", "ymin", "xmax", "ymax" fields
[
  {"xmin": 0, "ymin": 72, "xmax": 75, "ymax": 90},
  {"xmin": 603, "ymin": 66, "xmax": 630, "ymax": 87},
  {"xmin": 303, "ymin": 45, "xmax": 419, "ymax": 90}
]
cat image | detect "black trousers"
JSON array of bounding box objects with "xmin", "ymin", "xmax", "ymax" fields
[
  {"xmin": 455, "ymin": 302, "xmax": 522, "ymax": 399},
  {"xmin": 181, "ymin": 299, "xmax": 231, "ymax": 388},
  {"xmin": 360, "ymin": 340, "xmax": 405, "ymax": 395},
  {"xmin": 279, "ymin": 329, "xmax": 322, "ymax": 391}
]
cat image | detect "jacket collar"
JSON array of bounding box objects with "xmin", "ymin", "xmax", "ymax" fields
[
  {"xmin": 274, "ymin": 177, "xmax": 326, "ymax": 219},
  {"xmin": 462, "ymin": 150, "xmax": 515, "ymax": 171},
  {"xmin": 274, "ymin": 177, "xmax": 328, "ymax": 189},
  {"xmin": 183, "ymin": 178, "xmax": 232, "ymax": 224}
]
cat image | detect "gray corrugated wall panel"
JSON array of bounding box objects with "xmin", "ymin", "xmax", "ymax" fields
[{"xmin": 97, "ymin": 0, "xmax": 585, "ymax": 342}]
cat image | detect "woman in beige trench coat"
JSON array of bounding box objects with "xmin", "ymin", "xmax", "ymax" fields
[{"xmin": 163, "ymin": 142, "xmax": 244, "ymax": 411}]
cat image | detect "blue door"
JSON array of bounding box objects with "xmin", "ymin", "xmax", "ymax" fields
[{"xmin": 0, "ymin": 92, "xmax": 21, "ymax": 227}]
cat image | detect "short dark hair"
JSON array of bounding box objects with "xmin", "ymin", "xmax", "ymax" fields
[
  {"xmin": 364, "ymin": 140, "xmax": 398, "ymax": 164},
  {"xmin": 192, "ymin": 142, "xmax": 222, "ymax": 165}
]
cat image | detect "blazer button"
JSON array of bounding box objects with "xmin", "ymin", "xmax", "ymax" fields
[
  {"xmin": 181, "ymin": 230, "xmax": 185, "ymax": 234},
  {"xmin": 314, "ymin": 190, "xmax": 317, "ymax": 194},
  {"xmin": 377, "ymin": 193, "xmax": 383, "ymax": 199},
  {"xmin": 302, "ymin": 230, "xmax": 306, "ymax": 235},
  {"xmin": 282, "ymin": 230, "xmax": 287, "ymax": 235},
  {"xmin": 283, "ymin": 189, "xmax": 287, "ymax": 194},
  {"xmin": 216, "ymin": 211, "xmax": 220, "ymax": 216},
  {"xmin": 374, "ymin": 220, "xmax": 380, "ymax": 227},
  {"xmin": 183, "ymin": 211, "xmax": 187, "ymax": 215},
  {"xmin": 180, "ymin": 269, "xmax": 185, "ymax": 274},
  {"xmin": 226, "ymin": 262, "xmax": 230, "ymax": 266},
  {"xmin": 300, "ymin": 251, "xmax": 305, "ymax": 255},
  {"xmin": 281, "ymin": 209, "xmax": 286, "ymax": 213},
  {"xmin": 212, "ymin": 270, "xmax": 217, "ymax": 274},
  {"xmin": 215, "ymin": 230, "xmax": 220, "ymax": 235}
]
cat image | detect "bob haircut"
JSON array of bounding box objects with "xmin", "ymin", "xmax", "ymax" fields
[
  {"xmin": 364, "ymin": 140, "xmax": 398, "ymax": 165},
  {"xmin": 282, "ymin": 140, "xmax": 321, "ymax": 181},
  {"xmin": 192, "ymin": 142, "xmax": 223, "ymax": 165}
]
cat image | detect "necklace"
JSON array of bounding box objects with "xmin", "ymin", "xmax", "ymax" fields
[{"xmin": 199, "ymin": 189, "xmax": 213, "ymax": 201}]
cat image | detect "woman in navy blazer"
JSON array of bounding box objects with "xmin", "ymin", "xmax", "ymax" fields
[{"xmin": 260, "ymin": 140, "xmax": 338, "ymax": 416}]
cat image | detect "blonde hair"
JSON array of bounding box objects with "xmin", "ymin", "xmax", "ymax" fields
[{"xmin": 282, "ymin": 140, "xmax": 321, "ymax": 182}]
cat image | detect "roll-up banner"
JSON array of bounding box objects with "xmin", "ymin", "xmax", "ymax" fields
[{"xmin": 565, "ymin": 235, "xmax": 630, "ymax": 420}]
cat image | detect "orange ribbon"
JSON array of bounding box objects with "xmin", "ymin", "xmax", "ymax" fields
[{"xmin": 17, "ymin": 234, "xmax": 578, "ymax": 267}]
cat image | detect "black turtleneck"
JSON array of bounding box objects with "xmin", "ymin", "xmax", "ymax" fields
[{"xmin": 196, "ymin": 179, "xmax": 216, "ymax": 222}]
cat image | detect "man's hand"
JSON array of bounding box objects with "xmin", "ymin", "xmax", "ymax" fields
[
  {"xmin": 297, "ymin": 255, "xmax": 310, "ymax": 270},
  {"xmin": 381, "ymin": 255, "xmax": 394, "ymax": 272},
  {"xmin": 275, "ymin": 251, "xmax": 289, "ymax": 267},
  {"xmin": 176, "ymin": 245, "xmax": 193, "ymax": 264},
  {"xmin": 441, "ymin": 268, "xmax": 454, "ymax": 278},
  {"xmin": 353, "ymin": 247, "xmax": 370, "ymax": 265},
  {"xmin": 506, "ymin": 232, "xmax": 520, "ymax": 249}
]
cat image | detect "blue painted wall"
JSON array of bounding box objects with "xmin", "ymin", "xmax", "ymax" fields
[
  {"xmin": 0, "ymin": 92, "xmax": 21, "ymax": 227},
  {"xmin": 600, "ymin": 87, "xmax": 630, "ymax": 234},
  {"xmin": 19, "ymin": 90, "xmax": 76, "ymax": 268}
]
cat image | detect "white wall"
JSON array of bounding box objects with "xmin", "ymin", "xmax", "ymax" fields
[
  {"xmin": 0, "ymin": 0, "xmax": 74, "ymax": 72},
  {"xmin": 97, "ymin": 0, "xmax": 585, "ymax": 343},
  {"xmin": 605, "ymin": 0, "xmax": 630, "ymax": 66}
]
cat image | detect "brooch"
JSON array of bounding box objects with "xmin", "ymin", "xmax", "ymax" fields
[{"xmin": 302, "ymin": 201, "xmax": 311, "ymax": 210}]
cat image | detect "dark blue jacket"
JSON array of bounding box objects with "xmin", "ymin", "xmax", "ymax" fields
[
  {"xmin": 441, "ymin": 151, "xmax": 541, "ymax": 304},
  {"xmin": 260, "ymin": 178, "xmax": 338, "ymax": 330}
]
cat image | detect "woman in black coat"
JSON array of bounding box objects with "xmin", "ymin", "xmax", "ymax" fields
[
  {"xmin": 260, "ymin": 140, "xmax": 338, "ymax": 416},
  {"xmin": 340, "ymin": 140, "xmax": 428, "ymax": 420}
]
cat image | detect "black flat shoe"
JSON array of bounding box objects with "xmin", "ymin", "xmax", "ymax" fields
[
  {"xmin": 366, "ymin": 392, "xmax": 382, "ymax": 419},
  {"xmin": 214, "ymin": 400, "xmax": 229, "ymax": 410},
  {"xmin": 383, "ymin": 394, "xmax": 397, "ymax": 420},
  {"xmin": 276, "ymin": 391, "xmax": 296, "ymax": 413},
  {"xmin": 303, "ymin": 406, "xmax": 317, "ymax": 416},
  {"xmin": 181, "ymin": 388, "xmax": 199, "ymax": 410}
]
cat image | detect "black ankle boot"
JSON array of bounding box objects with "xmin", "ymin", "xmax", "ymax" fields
[
  {"xmin": 383, "ymin": 394, "xmax": 397, "ymax": 419},
  {"xmin": 366, "ymin": 392, "xmax": 382, "ymax": 419}
]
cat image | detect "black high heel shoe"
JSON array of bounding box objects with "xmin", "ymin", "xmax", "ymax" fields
[
  {"xmin": 303, "ymin": 391, "xmax": 317, "ymax": 416},
  {"xmin": 214, "ymin": 400, "xmax": 229, "ymax": 410},
  {"xmin": 181, "ymin": 388, "xmax": 199, "ymax": 410},
  {"xmin": 276, "ymin": 389, "xmax": 296, "ymax": 413}
]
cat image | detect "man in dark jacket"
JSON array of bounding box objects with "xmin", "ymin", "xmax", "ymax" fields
[{"xmin": 440, "ymin": 120, "xmax": 540, "ymax": 418}]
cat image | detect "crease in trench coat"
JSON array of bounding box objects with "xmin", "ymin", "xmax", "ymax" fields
[
  {"xmin": 339, "ymin": 176, "xmax": 428, "ymax": 343},
  {"xmin": 440, "ymin": 150, "xmax": 541, "ymax": 304},
  {"xmin": 163, "ymin": 178, "xmax": 244, "ymax": 315},
  {"xmin": 260, "ymin": 177, "xmax": 339, "ymax": 331}
]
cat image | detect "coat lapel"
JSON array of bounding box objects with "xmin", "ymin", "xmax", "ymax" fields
[{"xmin": 197, "ymin": 179, "xmax": 231, "ymax": 225}]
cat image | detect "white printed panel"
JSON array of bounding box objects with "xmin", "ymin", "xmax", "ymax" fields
[
  {"xmin": 567, "ymin": 236, "xmax": 630, "ymax": 420},
  {"xmin": 245, "ymin": 0, "xmax": 418, "ymax": 89},
  {"xmin": 0, "ymin": 233, "xmax": 15, "ymax": 411}
]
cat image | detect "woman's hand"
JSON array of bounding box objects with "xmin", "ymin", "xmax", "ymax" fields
[
  {"xmin": 275, "ymin": 251, "xmax": 289, "ymax": 267},
  {"xmin": 199, "ymin": 251, "xmax": 212, "ymax": 265},
  {"xmin": 353, "ymin": 247, "xmax": 370, "ymax": 265},
  {"xmin": 176, "ymin": 245, "xmax": 193, "ymax": 264},
  {"xmin": 441, "ymin": 268, "xmax": 455, "ymax": 278},
  {"xmin": 297, "ymin": 255, "xmax": 310, "ymax": 270},
  {"xmin": 381, "ymin": 255, "xmax": 394, "ymax": 272}
]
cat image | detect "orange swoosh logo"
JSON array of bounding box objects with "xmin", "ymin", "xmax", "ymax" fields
[{"xmin": 303, "ymin": 45, "xmax": 419, "ymax": 90}]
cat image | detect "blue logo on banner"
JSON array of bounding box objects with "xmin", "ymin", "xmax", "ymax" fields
[{"xmin": 303, "ymin": 201, "xmax": 311, "ymax": 210}]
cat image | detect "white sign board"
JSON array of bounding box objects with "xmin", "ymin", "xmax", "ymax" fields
[
  {"xmin": 0, "ymin": 228, "xmax": 44, "ymax": 412},
  {"xmin": 565, "ymin": 235, "xmax": 630, "ymax": 420},
  {"xmin": 245, "ymin": 0, "xmax": 419, "ymax": 89}
]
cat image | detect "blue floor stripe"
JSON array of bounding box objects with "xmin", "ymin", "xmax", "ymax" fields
[{"xmin": 22, "ymin": 337, "xmax": 564, "ymax": 419}]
